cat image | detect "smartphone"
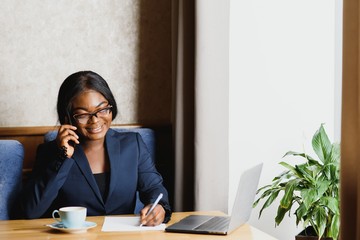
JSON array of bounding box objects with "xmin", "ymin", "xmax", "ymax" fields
[{"xmin": 66, "ymin": 111, "xmax": 77, "ymax": 147}]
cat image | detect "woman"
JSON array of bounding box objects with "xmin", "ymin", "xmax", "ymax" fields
[{"xmin": 16, "ymin": 71, "xmax": 171, "ymax": 226}]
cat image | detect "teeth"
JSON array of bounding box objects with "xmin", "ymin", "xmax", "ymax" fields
[{"xmin": 88, "ymin": 125, "xmax": 102, "ymax": 132}]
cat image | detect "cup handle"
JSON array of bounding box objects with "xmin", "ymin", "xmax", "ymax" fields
[{"xmin": 52, "ymin": 210, "xmax": 61, "ymax": 223}]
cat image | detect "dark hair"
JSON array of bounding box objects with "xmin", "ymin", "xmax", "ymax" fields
[{"xmin": 57, "ymin": 71, "xmax": 118, "ymax": 124}]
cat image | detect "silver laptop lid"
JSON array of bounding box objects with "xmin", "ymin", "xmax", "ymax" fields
[{"xmin": 227, "ymin": 163, "xmax": 263, "ymax": 233}]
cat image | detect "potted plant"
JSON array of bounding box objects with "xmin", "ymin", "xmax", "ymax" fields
[{"xmin": 253, "ymin": 124, "xmax": 340, "ymax": 239}]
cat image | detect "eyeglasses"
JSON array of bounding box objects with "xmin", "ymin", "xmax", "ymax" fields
[{"xmin": 73, "ymin": 105, "xmax": 113, "ymax": 124}]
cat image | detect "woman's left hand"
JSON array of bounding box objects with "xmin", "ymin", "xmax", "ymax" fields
[{"xmin": 140, "ymin": 204, "xmax": 165, "ymax": 226}]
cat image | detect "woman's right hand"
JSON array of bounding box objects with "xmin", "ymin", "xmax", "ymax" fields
[{"xmin": 56, "ymin": 125, "xmax": 80, "ymax": 158}]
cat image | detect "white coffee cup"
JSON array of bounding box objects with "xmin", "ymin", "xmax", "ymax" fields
[{"xmin": 52, "ymin": 206, "xmax": 87, "ymax": 228}]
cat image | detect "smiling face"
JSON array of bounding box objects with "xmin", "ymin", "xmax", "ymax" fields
[{"xmin": 71, "ymin": 90, "xmax": 113, "ymax": 142}]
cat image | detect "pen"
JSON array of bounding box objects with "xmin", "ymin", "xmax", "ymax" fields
[{"xmin": 140, "ymin": 193, "xmax": 163, "ymax": 227}]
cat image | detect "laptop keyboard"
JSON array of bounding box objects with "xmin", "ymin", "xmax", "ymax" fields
[{"xmin": 194, "ymin": 216, "xmax": 230, "ymax": 232}]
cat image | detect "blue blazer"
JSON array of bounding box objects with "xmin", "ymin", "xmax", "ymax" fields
[{"xmin": 17, "ymin": 129, "xmax": 171, "ymax": 220}]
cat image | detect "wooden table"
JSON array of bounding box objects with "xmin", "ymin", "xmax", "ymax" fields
[{"xmin": 0, "ymin": 211, "xmax": 277, "ymax": 239}]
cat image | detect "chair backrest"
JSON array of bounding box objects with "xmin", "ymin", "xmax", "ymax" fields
[
  {"xmin": 44, "ymin": 127, "xmax": 156, "ymax": 214},
  {"xmin": 0, "ymin": 140, "xmax": 24, "ymax": 220}
]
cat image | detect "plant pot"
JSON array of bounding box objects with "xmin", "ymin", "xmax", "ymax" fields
[{"xmin": 295, "ymin": 226, "xmax": 333, "ymax": 240}]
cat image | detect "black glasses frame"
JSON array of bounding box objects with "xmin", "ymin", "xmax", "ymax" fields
[{"xmin": 72, "ymin": 105, "xmax": 113, "ymax": 124}]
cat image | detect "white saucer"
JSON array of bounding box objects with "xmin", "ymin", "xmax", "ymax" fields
[{"xmin": 46, "ymin": 221, "xmax": 97, "ymax": 233}]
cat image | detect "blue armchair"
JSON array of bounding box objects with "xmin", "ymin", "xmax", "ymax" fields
[
  {"xmin": 44, "ymin": 127, "xmax": 156, "ymax": 214},
  {"xmin": 0, "ymin": 140, "xmax": 24, "ymax": 220}
]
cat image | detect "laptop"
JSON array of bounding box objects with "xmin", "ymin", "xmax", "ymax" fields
[{"xmin": 165, "ymin": 163, "xmax": 263, "ymax": 235}]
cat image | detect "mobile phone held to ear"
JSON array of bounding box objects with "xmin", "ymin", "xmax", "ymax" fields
[{"xmin": 66, "ymin": 112, "xmax": 77, "ymax": 147}]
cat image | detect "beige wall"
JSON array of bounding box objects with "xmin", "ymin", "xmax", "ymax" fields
[{"xmin": 0, "ymin": 0, "xmax": 172, "ymax": 127}]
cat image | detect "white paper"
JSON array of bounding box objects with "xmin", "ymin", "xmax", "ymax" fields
[{"xmin": 101, "ymin": 216, "xmax": 166, "ymax": 232}]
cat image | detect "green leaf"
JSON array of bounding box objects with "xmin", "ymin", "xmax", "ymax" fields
[
  {"xmin": 296, "ymin": 164, "xmax": 315, "ymax": 183},
  {"xmin": 253, "ymin": 189, "xmax": 273, "ymax": 208},
  {"xmin": 280, "ymin": 179, "xmax": 299, "ymax": 208},
  {"xmin": 329, "ymin": 143, "xmax": 340, "ymax": 164},
  {"xmin": 295, "ymin": 203, "xmax": 307, "ymax": 225},
  {"xmin": 275, "ymin": 205, "xmax": 291, "ymax": 226},
  {"xmin": 322, "ymin": 163, "xmax": 332, "ymax": 181},
  {"xmin": 279, "ymin": 162, "xmax": 306, "ymax": 180},
  {"xmin": 327, "ymin": 144, "xmax": 341, "ymax": 180},
  {"xmin": 273, "ymin": 170, "xmax": 292, "ymax": 182},
  {"xmin": 313, "ymin": 207, "xmax": 327, "ymax": 238},
  {"xmin": 312, "ymin": 124, "xmax": 332, "ymax": 163},
  {"xmin": 283, "ymin": 151, "xmax": 317, "ymax": 163},
  {"xmin": 301, "ymin": 188, "xmax": 317, "ymax": 210},
  {"xmin": 328, "ymin": 214, "xmax": 340, "ymax": 239},
  {"xmin": 278, "ymin": 161, "xmax": 296, "ymax": 172},
  {"xmin": 255, "ymin": 184, "xmax": 273, "ymax": 194},
  {"xmin": 319, "ymin": 197, "xmax": 339, "ymax": 215},
  {"xmin": 316, "ymin": 181, "xmax": 331, "ymax": 197},
  {"xmin": 301, "ymin": 181, "xmax": 330, "ymax": 210},
  {"xmin": 257, "ymin": 190, "xmax": 281, "ymax": 218}
]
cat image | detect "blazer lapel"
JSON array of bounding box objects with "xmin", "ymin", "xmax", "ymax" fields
[
  {"xmin": 105, "ymin": 129, "xmax": 121, "ymax": 204},
  {"xmin": 72, "ymin": 145, "xmax": 104, "ymax": 205}
]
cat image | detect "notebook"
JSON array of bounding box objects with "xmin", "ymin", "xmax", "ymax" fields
[{"xmin": 165, "ymin": 163, "xmax": 263, "ymax": 235}]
